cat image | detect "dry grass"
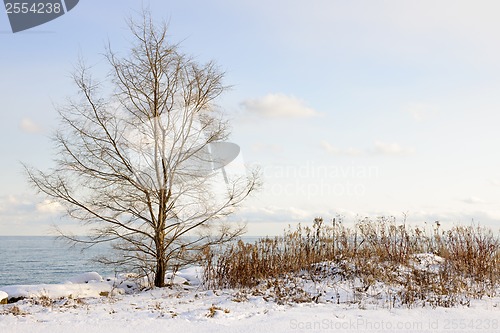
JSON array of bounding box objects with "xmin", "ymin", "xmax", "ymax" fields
[
  {"xmin": 202, "ymin": 217, "xmax": 500, "ymax": 307},
  {"xmin": 206, "ymin": 304, "xmax": 229, "ymax": 318}
]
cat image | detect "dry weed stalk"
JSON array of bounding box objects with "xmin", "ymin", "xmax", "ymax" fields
[{"xmin": 203, "ymin": 217, "xmax": 500, "ymax": 307}]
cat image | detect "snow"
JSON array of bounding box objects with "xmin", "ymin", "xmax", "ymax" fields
[
  {"xmin": 0, "ymin": 269, "xmax": 179, "ymax": 301},
  {"xmin": 0, "ymin": 272, "xmax": 149, "ymax": 302},
  {"xmin": 63, "ymin": 272, "xmax": 103, "ymax": 284},
  {"xmin": 1, "ymin": 266, "xmax": 500, "ymax": 333},
  {"xmin": 175, "ymin": 266, "xmax": 203, "ymax": 285},
  {"xmin": 410, "ymin": 253, "xmax": 445, "ymax": 272},
  {"xmin": 0, "ymin": 282, "xmax": 113, "ymax": 300}
]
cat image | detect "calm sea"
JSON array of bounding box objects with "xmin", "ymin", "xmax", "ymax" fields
[{"xmin": 0, "ymin": 236, "xmax": 261, "ymax": 287}]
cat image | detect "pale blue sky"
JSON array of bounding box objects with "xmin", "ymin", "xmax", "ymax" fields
[{"xmin": 1, "ymin": 0, "xmax": 500, "ymax": 235}]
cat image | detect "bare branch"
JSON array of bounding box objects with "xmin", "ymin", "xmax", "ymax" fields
[{"xmin": 25, "ymin": 10, "xmax": 260, "ymax": 288}]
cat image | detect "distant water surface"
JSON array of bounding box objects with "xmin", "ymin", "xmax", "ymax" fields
[
  {"xmin": 0, "ymin": 236, "xmax": 115, "ymax": 286},
  {"xmin": 0, "ymin": 236, "xmax": 261, "ymax": 286}
]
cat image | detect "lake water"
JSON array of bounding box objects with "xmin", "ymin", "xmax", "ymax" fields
[
  {"xmin": 0, "ymin": 236, "xmax": 262, "ymax": 287},
  {"xmin": 0, "ymin": 237, "xmax": 115, "ymax": 287}
]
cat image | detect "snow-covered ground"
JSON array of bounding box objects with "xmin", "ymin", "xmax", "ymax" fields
[{"xmin": 1, "ymin": 266, "xmax": 499, "ymax": 333}]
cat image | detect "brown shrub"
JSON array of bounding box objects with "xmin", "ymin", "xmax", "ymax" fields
[{"xmin": 202, "ymin": 217, "xmax": 500, "ymax": 307}]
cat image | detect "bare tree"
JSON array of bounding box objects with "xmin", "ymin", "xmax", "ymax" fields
[{"xmin": 25, "ymin": 13, "xmax": 260, "ymax": 288}]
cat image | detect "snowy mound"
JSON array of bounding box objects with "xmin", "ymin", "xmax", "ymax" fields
[
  {"xmin": 410, "ymin": 253, "xmax": 445, "ymax": 272},
  {"xmin": 63, "ymin": 272, "xmax": 104, "ymax": 284},
  {"xmin": 0, "ymin": 290, "xmax": 7, "ymax": 302},
  {"xmin": 0, "ymin": 272, "xmax": 128, "ymax": 302},
  {"xmin": 0, "ymin": 268, "xmax": 204, "ymax": 303},
  {"xmin": 175, "ymin": 266, "xmax": 203, "ymax": 285},
  {"xmin": 0, "ymin": 282, "xmax": 113, "ymax": 301}
]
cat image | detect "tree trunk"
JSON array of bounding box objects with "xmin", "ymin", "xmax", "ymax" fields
[
  {"xmin": 154, "ymin": 230, "xmax": 166, "ymax": 287},
  {"xmin": 154, "ymin": 256, "xmax": 166, "ymax": 287}
]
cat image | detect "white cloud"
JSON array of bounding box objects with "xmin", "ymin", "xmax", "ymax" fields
[
  {"xmin": 0, "ymin": 195, "xmax": 74, "ymax": 235},
  {"xmin": 372, "ymin": 141, "xmax": 414, "ymax": 156},
  {"xmin": 36, "ymin": 200, "xmax": 64, "ymax": 214},
  {"xmin": 461, "ymin": 197, "xmax": 485, "ymax": 205},
  {"xmin": 236, "ymin": 206, "xmax": 500, "ymax": 236},
  {"xmin": 0, "ymin": 195, "xmax": 34, "ymax": 213},
  {"xmin": 402, "ymin": 210, "xmax": 500, "ymax": 230},
  {"xmin": 232, "ymin": 205, "xmax": 313, "ymax": 223},
  {"xmin": 0, "ymin": 195, "xmax": 65, "ymax": 216},
  {"xmin": 20, "ymin": 117, "xmax": 43, "ymax": 134},
  {"xmin": 320, "ymin": 140, "xmax": 362, "ymax": 156},
  {"xmin": 241, "ymin": 93, "xmax": 318, "ymax": 118}
]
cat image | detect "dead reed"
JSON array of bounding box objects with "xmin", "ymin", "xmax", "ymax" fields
[{"xmin": 202, "ymin": 217, "xmax": 500, "ymax": 307}]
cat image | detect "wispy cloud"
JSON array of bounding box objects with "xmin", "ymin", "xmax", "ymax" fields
[
  {"xmin": 0, "ymin": 194, "xmax": 94, "ymax": 236},
  {"xmin": 0, "ymin": 195, "xmax": 63, "ymax": 216},
  {"xmin": 405, "ymin": 103, "xmax": 439, "ymax": 122},
  {"xmin": 461, "ymin": 196, "xmax": 486, "ymax": 205},
  {"xmin": 241, "ymin": 93, "xmax": 318, "ymax": 118},
  {"xmin": 0, "ymin": 195, "xmax": 35, "ymax": 214},
  {"xmin": 36, "ymin": 200, "xmax": 64, "ymax": 214},
  {"xmin": 372, "ymin": 141, "xmax": 415, "ymax": 156},
  {"xmin": 19, "ymin": 117, "xmax": 43, "ymax": 134}
]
